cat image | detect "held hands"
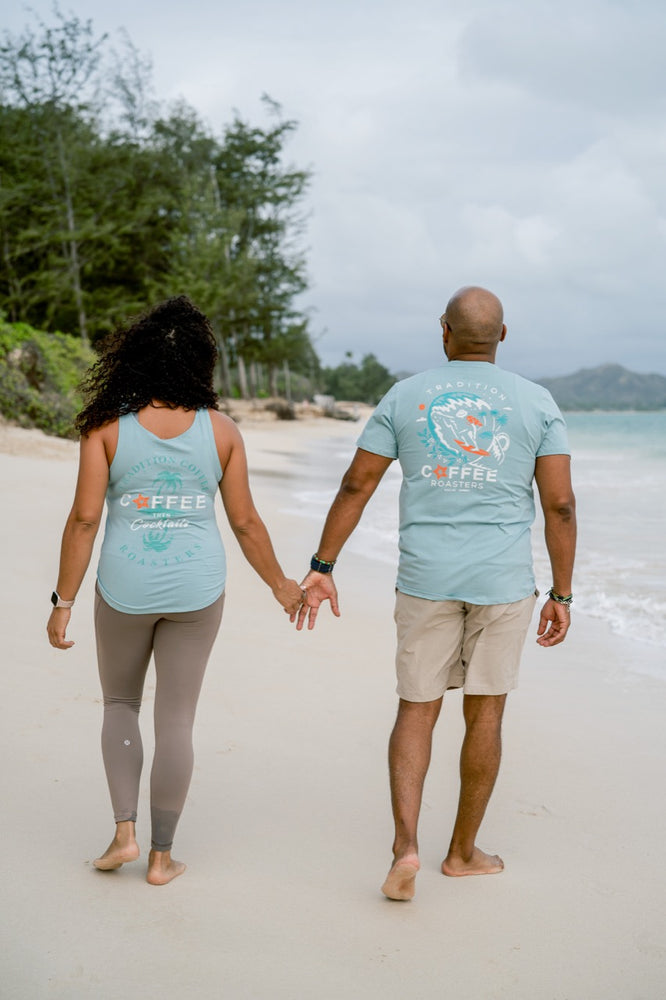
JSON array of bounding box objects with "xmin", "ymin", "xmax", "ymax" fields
[
  {"xmin": 273, "ymin": 578, "xmax": 309, "ymax": 615},
  {"xmin": 291, "ymin": 570, "xmax": 340, "ymax": 631},
  {"xmin": 47, "ymin": 607, "xmax": 75, "ymax": 650},
  {"xmin": 536, "ymin": 597, "xmax": 571, "ymax": 647}
]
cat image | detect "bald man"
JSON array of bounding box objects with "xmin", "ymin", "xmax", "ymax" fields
[{"xmin": 296, "ymin": 286, "xmax": 576, "ymax": 901}]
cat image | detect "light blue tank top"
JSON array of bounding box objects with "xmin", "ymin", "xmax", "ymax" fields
[{"xmin": 97, "ymin": 409, "xmax": 226, "ymax": 613}]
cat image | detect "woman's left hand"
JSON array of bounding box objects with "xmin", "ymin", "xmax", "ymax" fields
[
  {"xmin": 273, "ymin": 579, "xmax": 308, "ymax": 615},
  {"xmin": 47, "ymin": 607, "xmax": 75, "ymax": 649}
]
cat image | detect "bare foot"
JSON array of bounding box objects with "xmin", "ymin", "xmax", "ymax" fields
[
  {"xmin": 441, "ymin": 846, "xmax": 504, "ymax": 877},
  {"xmin": 146, "ymin": 849, "xmax": 186, "ymax": 886},
  {"xmin": 93, "ymin": 839, "xmax": 140, "ymax": 871},
  {"xmin": 381, "ymin": 853, "xmax": 420, "ymax": 900}
]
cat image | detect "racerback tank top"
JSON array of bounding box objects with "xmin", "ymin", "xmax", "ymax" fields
[{"xmin": 97, "ymin": 409, "xmax": 226, "ymax": 613}]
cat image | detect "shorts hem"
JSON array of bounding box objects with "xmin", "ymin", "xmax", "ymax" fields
[
  {"xmin": 396, "ymin": 684, "xmax": 462, "ymax": 702},
  {"xmin": 397, "ymin": 682, "xmax": 515, "ymax": 700},
  {"xmin": 462, "ymin": 682, "xmax": 517, "ymax": 696}
]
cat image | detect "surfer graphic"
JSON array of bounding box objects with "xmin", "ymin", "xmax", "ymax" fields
[{"xmin": 425, "ymin": 391, "xmax": 510, "ymax": 466}]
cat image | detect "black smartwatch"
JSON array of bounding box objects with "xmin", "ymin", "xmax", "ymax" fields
[
  {"xmin": 51, "ymin": 591, "xmax": 75, "ymax": 609},
  {"xmin": 310, "ymin": 554, "xmax": 336, "ymax": 574}
]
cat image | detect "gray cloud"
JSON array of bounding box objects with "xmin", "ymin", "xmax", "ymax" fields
[
  {"xmin": 459, "ymin": 0, "xmax": 666, "ymax": 116},
  {"xmin": 4, "ymin": 0, "xmax": 665, "ymax": 377}
]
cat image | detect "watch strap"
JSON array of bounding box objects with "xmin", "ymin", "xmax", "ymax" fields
[
  {"xmin": 310, "ymin": 554, "xmax": 336, "ymax": 574},
  {"xmin": 51, "ymin": 591, "xmax": 75, "ymax": 609}
]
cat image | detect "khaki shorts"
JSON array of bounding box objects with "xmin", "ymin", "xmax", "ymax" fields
[{"xmin": 394, "ymin": 590, "xmax": 537, "ymax": 700}]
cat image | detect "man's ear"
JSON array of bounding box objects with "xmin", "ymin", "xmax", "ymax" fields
[
  {"xmin": 499, "ymin": 323, "xmax": 507, "ymax": 342},
  {"xmin": 442, "ymin": 323, "xmax": 450, "ymax": 356}
]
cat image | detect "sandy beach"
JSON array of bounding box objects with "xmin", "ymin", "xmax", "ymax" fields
[{"xmin": 1, "ymin": 411, "xmax": 665, "ymax": 1000}]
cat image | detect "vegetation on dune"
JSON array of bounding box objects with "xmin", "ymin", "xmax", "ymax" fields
[{"xmin": 0, "ymin": 320, "xmax": 94, "ymax": 437}]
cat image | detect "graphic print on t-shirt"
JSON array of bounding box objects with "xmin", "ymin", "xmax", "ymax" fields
[{"xmin": 417, "ymin": 385, "xmax": 511, "ymax": 490}]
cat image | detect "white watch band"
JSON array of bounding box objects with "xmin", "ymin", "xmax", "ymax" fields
[{"xmin": 51, "ymin": 591, "xmax": 75, "ymax": 609}]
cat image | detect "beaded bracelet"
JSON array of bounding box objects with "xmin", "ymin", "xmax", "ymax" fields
[{"xmin": 548, "ymin": 588, "xmax": 573, "ymax": 608}]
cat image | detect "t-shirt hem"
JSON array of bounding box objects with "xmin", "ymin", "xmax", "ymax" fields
[
  {"xmin": 96, "ymin": 576, "xmax": 226, "ymax": 615},
  {"xmin": 395, "ymin": 584, "xmax": 536, "ymax": 606}
]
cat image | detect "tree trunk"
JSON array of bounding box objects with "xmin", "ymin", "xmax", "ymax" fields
[
  {"xmin": 1, "ymin": 224, "xmax": 21, "ymax": 323},
  {"xmin": 237, "ymin": 355, "xmax": 250, "ymax": 400},
  {"xmin": 217, "ymin": 335, "xmax": 232, "ymax": 398},
  {"xmin": 283, "ymin": 360, "xmax": 292, "ymax": 402},
  {"xmin": 56, "ymin": 129, "xmax": 88, "ymax": 344},
  {"xmin": 249, "ymin": 361, "xmax": 258, "ymax": 398},
  {"xmin": 269, "ymin": 364, "xmax": 279, "ymax": 397}
]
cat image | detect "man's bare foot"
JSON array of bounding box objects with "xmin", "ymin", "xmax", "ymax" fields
[
  {"xmin": 146, "ymin": 849, "xmax": 186, "ymax": 886},
  {"xmin": 93, "ymin": 838, "xmax": 140, "ymax": 871},
  {"xmin": 441, "ymin": 846, "xmax": 504, "ymax": 877},
  {"xmin": 381, "ymin": 853, "xmax": 420, "ymax": 900}
]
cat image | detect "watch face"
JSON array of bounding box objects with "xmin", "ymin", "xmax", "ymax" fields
[{"xmin": 51, "ymin": 591, "xmax": 58, "ymax": 606}]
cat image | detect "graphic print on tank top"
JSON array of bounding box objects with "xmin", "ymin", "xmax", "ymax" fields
[{"xmin": 113, "ymin": 453, "xmax": 213, "ymax": 567}]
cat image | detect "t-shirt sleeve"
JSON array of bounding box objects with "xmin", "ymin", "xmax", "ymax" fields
[
  {"xmin": 356, "ymin": 385, "xmax": 399, "ymax": 459},
  {"xmin": 536, "ymin": 391, "xmax": 570, "ymax": 456}
]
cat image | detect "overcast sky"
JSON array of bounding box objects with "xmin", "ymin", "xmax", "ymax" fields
[{"xmin": 5, "ymin": 0, "xmax": 666, "ymax": 377}]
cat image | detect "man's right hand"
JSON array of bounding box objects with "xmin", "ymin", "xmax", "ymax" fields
[
  {"xmin": 293, "ymin": 570, "xmax": 340, "ymax": 631},
  {"xmin": 536, "ymin": 597, "xmax": 571, "ymax": 647}
]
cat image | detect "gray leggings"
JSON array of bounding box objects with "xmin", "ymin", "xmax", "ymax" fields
[{"xmin": 94, "ymin": 588, "xmax": 225, "ymax": 851}]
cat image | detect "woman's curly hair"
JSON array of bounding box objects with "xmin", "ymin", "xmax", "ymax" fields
[{"xmin": 75, "ymin": 296, "xmax": 219, "ymax": 435}]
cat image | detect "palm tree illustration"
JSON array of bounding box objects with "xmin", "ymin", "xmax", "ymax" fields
[
  {"xmin": 142, "ymin": 529, "xmax": 173, "ymax": 552},
  {"xmin": 152, "ymin": 470, "xmax": 183, "ymax": 491}
]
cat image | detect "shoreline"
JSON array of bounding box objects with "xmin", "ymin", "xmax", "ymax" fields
[{"xmin": 2, "ymin": 415, "xmax": 663, "ymax": 670}]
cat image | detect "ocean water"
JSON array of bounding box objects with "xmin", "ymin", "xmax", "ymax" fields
[
  {"xmin": 534, "ymin": 411, "xmax": 666, "ymax": 653},
  {"xmin": 289, "ymin": 411, "xmax": 666, "ymax": 660}
]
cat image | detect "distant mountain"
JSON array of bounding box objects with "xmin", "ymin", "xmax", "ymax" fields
[{"xmin": 536, "ymin": 364, "xmax": 666, "ymax": 410}]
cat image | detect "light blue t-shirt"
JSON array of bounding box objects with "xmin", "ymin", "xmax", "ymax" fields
[
  {"xmin": 356, "ymin": 362, "xmax": 570, "ymax": 604},
  {"xmin": 97, "ymin": 409, "xmax": 226, "ymax": 613}
]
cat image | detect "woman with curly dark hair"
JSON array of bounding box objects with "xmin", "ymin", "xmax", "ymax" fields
[{"xmin": 46, "ymin": 295, "xmax": 305, "ymax": 885}]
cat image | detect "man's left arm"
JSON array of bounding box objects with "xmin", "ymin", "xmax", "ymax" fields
[
  {"xmin": 534, "ymin": 454, "xmax": 577, "ymax": 647},
  {"xmin": 295, "ymin": 448, "xmax": 394, "ymax": 631}
]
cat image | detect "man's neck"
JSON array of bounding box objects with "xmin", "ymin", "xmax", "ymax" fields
[{"xmin": 446, "ymin": 352, "xmax": 497, "ymax": 364}]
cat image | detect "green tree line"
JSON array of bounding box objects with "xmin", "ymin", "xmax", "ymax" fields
[
  {"xmin": 0, "ymin": 9, "xmax": 396, "ymax": 427},
  {"xmin": 321, "ymin": 352, "xmax": 396, "ymax": 405}
]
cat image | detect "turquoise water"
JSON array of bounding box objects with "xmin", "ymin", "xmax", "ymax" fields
[
  {"xmin": 535, "ymin": 410, "xmax": 666, "ymax": 650},
  {"xmin": 564, "ymin": 410, "xmax": 666, "ymax": 460},
  {"xmin": 290, "ymin": 411, "xmax": 666, "ymax": 656}
]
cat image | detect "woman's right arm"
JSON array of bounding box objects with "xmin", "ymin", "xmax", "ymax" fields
[
  {"xmin": 210, "ymin": 411, "xmax": 304, "ymax": 615},
  {"xmin": 47, "ymin": 429, "xmax": 110, "ymax": 649}
]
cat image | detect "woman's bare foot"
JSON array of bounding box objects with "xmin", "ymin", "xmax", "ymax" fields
[
  {"xmin": 146, "ymin": 849, "xmax": 186, "ymax": 886},
  {"xmin": 441, "ymin": 846, "xmax": 504, "ymax": 877},
  {"xmin": 381, "ymin": 853, "xmax": 420, "ymax": 900},
  {"xmin": 93, "ymin": 821, "xmax": 140, "ymax": 871}
]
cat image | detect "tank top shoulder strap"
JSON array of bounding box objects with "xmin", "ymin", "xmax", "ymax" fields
[
  {"xmin": 197, "ymin": 409, "xmax": 223, "ymax": 482},
  {"xmin": 110, "ymin": 412, "xmax": 140, "ymax": 471}
]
